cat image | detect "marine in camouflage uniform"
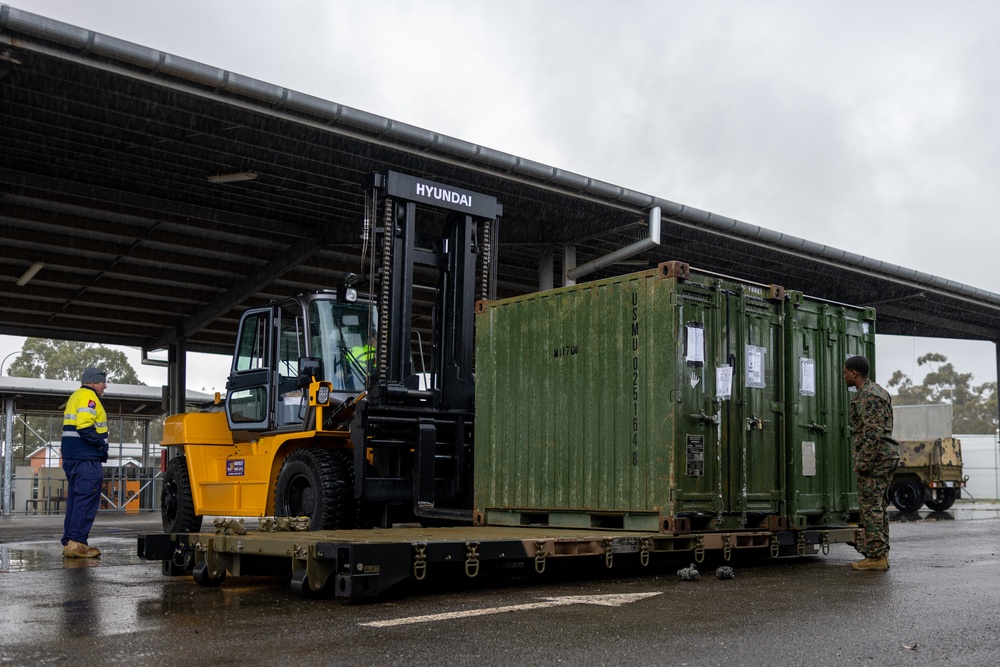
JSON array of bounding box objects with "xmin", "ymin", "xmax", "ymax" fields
[{"xmin": 845, "ymin": 355, "xmax": 899, "ymax": 571}]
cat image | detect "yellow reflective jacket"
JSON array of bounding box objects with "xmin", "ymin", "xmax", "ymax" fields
[
  {"xmin": 61, "ymin": 385, "xmax": 109, "ymax": 461},
  {"xmin": 348, "ymin": 345, "xmax": 375, "ymax": 368}
]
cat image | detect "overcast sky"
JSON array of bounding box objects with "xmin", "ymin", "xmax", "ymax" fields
[{"xmin": 3, "ymin": 0, "xmax": 999, "ymax": 392}]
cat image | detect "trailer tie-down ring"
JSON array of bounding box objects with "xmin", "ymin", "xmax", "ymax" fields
[
  {"xmin": 465, "ymin": 541, "xmax": 480, "ymax": 578},
  {"xmin": 821, "ymin": 531, "xmax": 830, "ymax": 555},
  {"xmin": 412, "ymin": 543, "xmax": 427, "ymax": 581},
  {"xmin": 639, "ymin": 537, "xmax": 653, "ymax": 567},
  {"xmin": 534, "ymin": 541, "xmax": 547, "ymax": 574},
  {"xmin": 722, "ymin": 534, "xmax": 732, "ymax": 562},
  {"xmin": 602, "ymin": 539, "xmax": 614, "ymax": 569},
  {"xmin": 769, "ymin": 535, "xmax": 780, "ymax": 558},
  {"xmin": 694, "ymin": 536, "xmax": 705, "ymax": 563}
]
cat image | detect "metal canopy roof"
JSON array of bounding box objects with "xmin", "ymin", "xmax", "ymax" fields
[
  {"xmin": 0, "ymin": 376, "xmax": 212, "ymax": 417},
  {"xmin": 2, "ymin": 5, "xmax": 1000, "ymax": 362}
]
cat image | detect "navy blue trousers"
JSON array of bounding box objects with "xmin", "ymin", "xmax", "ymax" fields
[{"xmin": 61, "ymin": 459, "xmax": 103, "ymax": 546}]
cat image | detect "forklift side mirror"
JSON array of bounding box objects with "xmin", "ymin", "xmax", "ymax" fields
[{"xmin": 297, "ymin": 357, "xmax": 324, "ymax": 388}]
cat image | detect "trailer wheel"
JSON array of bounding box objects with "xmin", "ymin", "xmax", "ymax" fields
[
  {"xmin": 890, "ymin": 478, "xmax": 925, "ymax": 514},
  {"xmin": 290, "ymin": 569, "xmax": 326, "ymax": 598},
  {"xmin": 924, "ymin": 487, "xmax": 957, "ymax": 511},
  {"xmin": 161, "ymin": 456, "xmax": 204, "ymax": 533},
  {"xmin": 192, "ymin": 561, "xmax": 226, "ymax": 587},
  {"xmin": 274, "ymin": 448, "xmax": 353, "ymax": 530}
]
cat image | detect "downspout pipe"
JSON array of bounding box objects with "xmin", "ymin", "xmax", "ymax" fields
[{"xmin": 567, "ymin": 206, "xmax": 660, "ymax": 281}]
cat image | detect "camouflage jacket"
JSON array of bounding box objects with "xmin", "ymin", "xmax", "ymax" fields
[{"xmin": 850, "ymin": 379, "xmax": 899, "ymax": 474}]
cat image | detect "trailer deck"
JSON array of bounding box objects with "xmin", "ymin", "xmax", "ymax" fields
[{"xmin": 138, "ymin": 522, "xmax": 860, "ymax": 599}]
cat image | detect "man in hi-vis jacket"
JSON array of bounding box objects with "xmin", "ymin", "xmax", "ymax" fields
[{"xmin": 60, "ymin": 367, "xmax": 110, "ymax": 558}]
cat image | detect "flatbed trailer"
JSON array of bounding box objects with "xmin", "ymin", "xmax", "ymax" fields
[{"xmin": 138, "ymin": 523, "xmax": 860, "ymax": 600}]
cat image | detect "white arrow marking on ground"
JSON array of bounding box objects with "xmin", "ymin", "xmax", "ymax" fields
[{"xmin": 360, "ymin": 592, "xmax": 663, "ymax": 628}]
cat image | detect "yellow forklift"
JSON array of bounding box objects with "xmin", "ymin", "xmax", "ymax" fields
[{"xmin": 159, "ymin": 171, "xmax": 502, "ymax": 534}]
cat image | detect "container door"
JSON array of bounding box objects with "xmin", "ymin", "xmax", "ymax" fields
[
  {"xmin": 727, "ymin": 286, "xmax": 783, "ymax": 525},
  {"xmin": 831, "ymin": 304, "xmax": 875, "ymax": 517},
  {"xmin": 673, "ymin": 280, "xmax": 727, "ymax": 519},
  {"xmin": 785, "ymin": 295, "xmax": 834, "ymax": 526}
]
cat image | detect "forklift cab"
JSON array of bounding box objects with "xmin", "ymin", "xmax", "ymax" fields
[{"xmin": 224, "ymin": 290, "xmax": 376, "ymax": 431}]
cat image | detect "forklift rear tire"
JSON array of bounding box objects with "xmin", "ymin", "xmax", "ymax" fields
[{"xmin": 161, "ymin": 456, "xmax": 204, "ymax": 533}]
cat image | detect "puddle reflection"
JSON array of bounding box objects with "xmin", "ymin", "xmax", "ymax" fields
[
  {"xmin": 890, "ymin": 504, "xmax": 1000, "ymax": 522},
  {"xmin": 0, "ymin": 538, "xmax": 142, "ymax": 572}
]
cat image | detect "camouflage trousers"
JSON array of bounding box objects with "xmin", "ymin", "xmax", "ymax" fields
[{"xmin": 857, "ymin": 457, "xmax": 899, "ymax": 558}]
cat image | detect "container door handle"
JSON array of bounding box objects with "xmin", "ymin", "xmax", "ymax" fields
[
  {"xmin": 802, "ymin": 421, "xmax": 827, "ymax": 433},
  {"xmin": 689, "ymin": 409, "xmax": 720, "ymax": 426}
]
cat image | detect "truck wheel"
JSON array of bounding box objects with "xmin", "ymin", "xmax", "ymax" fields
[
  {"xmin": 161, "ymin": 456, "xmax": 204, "ymax": 533},
  {"xmin": 924, "ymin": 487, "xmax": 957, "ymax": 511},
  {"xmin": 889, "ymin": 478, "xmax": 925, "ymax": 514},
  {"xmin": 274, "ymin": 448, "xmax": 353, "ymax": 530}
]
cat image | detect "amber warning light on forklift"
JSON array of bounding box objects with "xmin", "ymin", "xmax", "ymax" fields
[
  {"xmin": 312, "ymin": 382, "xmax": 332, "ymax": 406},
  {"xmin": 310, "ymin": 381, "xmax": 333, "ymax": 432}
]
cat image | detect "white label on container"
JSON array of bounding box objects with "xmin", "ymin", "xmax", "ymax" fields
[
  {"xmin": 746, "ymin": 345, "xmax": 765, "ymax": 388},
  {"xmin": 685, "ymin": 324, "xmax": 705, "ymax": 364},
  {"xmin": 799, "ymin": 357, "xmax": 816, "ymax": 396},
  {"xmin": 802, "ymin": 441, "xmax": 816, "ymax": 477},
  {"xmin": 715, "ymin": 365, "xmax": 733, "ymax": 399}
]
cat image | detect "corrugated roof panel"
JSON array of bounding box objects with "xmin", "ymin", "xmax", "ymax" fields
[{"xmin": 1, "ymin": 3, "xmax": 999, "ymax": 359}]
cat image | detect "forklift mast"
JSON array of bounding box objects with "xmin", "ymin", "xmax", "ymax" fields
[{"xmin": 351, "ymin": 171, "xmax": 502, "ymax": 523}]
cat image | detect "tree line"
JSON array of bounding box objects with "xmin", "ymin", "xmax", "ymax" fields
[
  {"xmin": 4, "ymin": 340, "xmax": 997, "ymax": 464},
  {"xmin": 4, "ymin": 338, "xmax": 160, "ymax": 461},
  {"xmin": 886, "ymin": 353, "xmax": 997, "ymax": 434}
]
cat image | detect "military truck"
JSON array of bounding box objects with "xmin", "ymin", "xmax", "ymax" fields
[
  {"xmin": 889, "ymin": 404, "xmax": 966, "ymax": 513},
  {"xmin": 890, "ymin": 437, "xmax": 965, "ymax": 513}
]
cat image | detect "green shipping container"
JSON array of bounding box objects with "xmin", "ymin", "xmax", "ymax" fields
[
  {"xmin": 783, "ymin": 292, "xmax": 874, "ymax": 528},
  {"xmin": 475, "ymin": 262, "xmax": 790, "ymax": 532},
  {"xmin": 474, "ymin": 262, "xmax": 874, "ymax": 533}
]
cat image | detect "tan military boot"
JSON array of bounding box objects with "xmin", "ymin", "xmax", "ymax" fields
[
  {"xmin": 63, "ymin": 540, "xmax": 101, "ymax": 558},
  {"xmin": 851, "ymin": 555, "xmax": 888, "ymax": 571}
]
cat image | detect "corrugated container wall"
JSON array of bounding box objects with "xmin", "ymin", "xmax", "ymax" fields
[{"xmin": 474, "ymin": 263, "xmax": 873, "ymax": 533}]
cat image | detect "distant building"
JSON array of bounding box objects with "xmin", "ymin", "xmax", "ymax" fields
[{"xmin": 25, "ymin": 441, "xmax": 162, "ymax": 474}]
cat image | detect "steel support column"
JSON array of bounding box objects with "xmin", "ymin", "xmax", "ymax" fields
[
  {"xmin": 2, "ymin": 397, "xmax": 13, "ymax": 516},
  {"xmin": 563, "ymin": 244, "xmax": 576, "ymax": 287},
  {"xmin": 539, "ymin": 246, "xmax": 554, "ymax": 291},
  {"xmin": 168, "ymin": 339, "xmax": 187, "ymax": 416}
]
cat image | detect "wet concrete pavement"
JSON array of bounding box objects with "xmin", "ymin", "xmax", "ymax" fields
[{"xmin": 2, "ymin": 505, "xmax": 998, "ymax": 666}]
